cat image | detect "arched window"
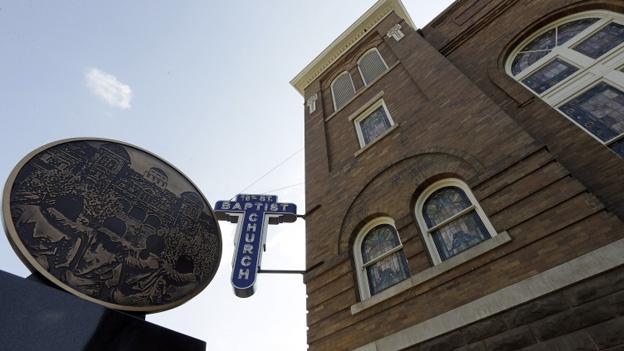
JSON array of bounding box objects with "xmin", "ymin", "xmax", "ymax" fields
[
  {"xmin": 354, "ymin": 217, "xmax": 409, "ymax": 299},
  {"xmin": 331, "ymin": 71, "xmax": 356, "ymax": 111},
  {"xmin": 507, "ymin": 11, "xmax": 624, "ymax": 156},
  {"xmin": 358, "ymin": 48, "xmax": 389, "ymax": 86},
  {"xmin": 415, "ymin": 179, "xmax": 497, "ymax": 264}
]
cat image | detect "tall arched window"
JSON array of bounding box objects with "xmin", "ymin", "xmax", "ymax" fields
[
  {"xmin": 354, "ymin": 217, "xmax": 409, "ymax": 299},
  {"xmin": 507, "ymin": 10, "xmax": 624, "ymax": 157},
  {"xmin": 415, "ymin": 179, "xmax": 497, "ymax": 264},
  {"xmin": 331, "ymin": 71, "xmax": 356, "ymax": 111},
  {"xmin": 358, "ymin": 48, "xmax": 389, "ymax": 86}
]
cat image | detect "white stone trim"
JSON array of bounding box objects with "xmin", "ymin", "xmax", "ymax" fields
[
  {"xmin": 290, "ymin": 0, "xmax": 416, "ymax": 96},
  {"xmin": 347, "ymin": 91, "xmax": 385, "ymax": 122},
  {"xmin": 306, "ymin": 93, "xmax": 318, "ymax": 114},
  {"xmin": 386, "ymin": 24, "xmax": 405, "ymax": 41},
  {"xmin": 414, "ymin": 179, "xmax": 498, "ymax": 265},
  {"xmin": 354, "ymin": 238, "xmax": 624, "ymax": 351}
]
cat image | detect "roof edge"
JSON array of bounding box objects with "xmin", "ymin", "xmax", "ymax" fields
[{"xmin": 290, "ymin": 0, "xmax": 416, "ymax": 96}]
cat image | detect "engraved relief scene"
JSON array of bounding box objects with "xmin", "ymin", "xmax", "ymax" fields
[{"xmin": 8, "ymin": 140, "xmax": 221, "ymax": 310}]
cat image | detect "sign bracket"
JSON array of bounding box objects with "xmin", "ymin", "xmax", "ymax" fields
[
  {"xmin": 257, "ymin": 261, "xmax": 324, "ymax": 275},
  {"xmin": 258, "ymin": 269, "xmax": 306, "ymax": 275}
]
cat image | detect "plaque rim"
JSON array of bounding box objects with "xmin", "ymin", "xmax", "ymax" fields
[{"xmin": 2, "ymin": 137, "xmax": 222, "ymax": 313}]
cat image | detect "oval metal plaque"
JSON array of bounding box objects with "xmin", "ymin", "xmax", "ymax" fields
[{"xmin": 2, "ymin": 139, "xmax": 222, "ymax": 312}]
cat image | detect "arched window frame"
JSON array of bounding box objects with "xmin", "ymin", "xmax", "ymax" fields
[
  {"xmin": 506, "ymin": 10, "xmax": 624, "ymax": 150},
  {"xmin": 353, "ymin": 217, "xmax": 409, "ymax": 299},
  {"xmin": 357, "ymin": 47, "xmax": 389, "ymax": 86},
  {"xmin": 415, "ymin": 179, "xmax": 497, "ymax": 265},
  {"xmin": 330, "ymin": 71, "xmax": 356, "ymax": 112}
]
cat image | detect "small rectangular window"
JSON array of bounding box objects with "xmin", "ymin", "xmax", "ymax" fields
[{"xmin": 354, "ymin": 100, "xmax": 394, "ymax": 148}]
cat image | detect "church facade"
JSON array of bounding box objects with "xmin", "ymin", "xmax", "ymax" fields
[{"xmin": 291, "ymin": 0, "xmax": 624, "ymax": 350}]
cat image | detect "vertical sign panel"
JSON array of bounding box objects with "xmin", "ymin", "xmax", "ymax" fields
[{"xmin": 214, "ymin": 194, "xmax": 296, "ymax": 297}]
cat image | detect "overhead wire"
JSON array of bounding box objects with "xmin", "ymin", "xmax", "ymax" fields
[
  {"xmin": 261, "ymin": 182, "xmax": 304, "ymax": 194},
  {"xmin": 230, "ymin": 147, "xmax": 304, "ymax": 200}
]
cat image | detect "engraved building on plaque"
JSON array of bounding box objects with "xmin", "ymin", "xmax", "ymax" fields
[{"xmin": 2, "ymin": 138, "xmax": 222, "ymax": 313}]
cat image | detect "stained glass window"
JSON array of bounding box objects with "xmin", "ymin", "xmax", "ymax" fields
[
  {"xmin": 522, "ymin": 59, "xmax": 578, "ymax": 94},
  {"xmin": 573, "ymin": 22, "xmax": 624, "ymax": 59},
  {"xmin": 507, "ymin": 11, "xmax": 624, "ymax": 158},
  {"xmin": 559, "ymin": 82, "xmax": 624, "ymax": 142},
  {"xmin": 557, "ymin": 18, "xmax": 600, "ymax": 45},
  {"xmin": 430, "ymin": 211, "xmax": 490, "ymax": 261},
  {"xmin": 422, "ymin": 187, "xmax": 472, "ymax": 227},
  {"xmin": 610, "ymin": 139, "xmax": 624, "ymax": 157},
  {"xmin": 358, "ymin": 105, "xmax": 393, "ymax": 146},
  {"xmin": 511, "ymin": 51, "xmax": 551, "ymax": 76},
  {"xmin": 365, "ymin": 251, "xmax": 409, "ymax": 295},
  {"xmin": 420, "ymin": 185, "xmax": 493, "ymax": 262},
  {"xmin": 511, "ymin": 18, "xmax": 598, "ymax": 75},
  {"xmin": 360, "ymin": 223, "xmax": 409, "ymax": 296},
  {"xmin": 361, "ymin": 224, "xmax": 400, "ymax": 263}
]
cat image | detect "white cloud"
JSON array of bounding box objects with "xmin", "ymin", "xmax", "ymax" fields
[{"xmin": 85, "ymin": 68, "xmax": 132, "ymax": 109}]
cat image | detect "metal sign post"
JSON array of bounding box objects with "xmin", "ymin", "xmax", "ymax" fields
[{"xmin": 214, "ymin": 194, "xmax": 296, "ymax": 298}]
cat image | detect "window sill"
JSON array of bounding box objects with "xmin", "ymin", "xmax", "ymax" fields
[
  {"xmin": 354, "ymin": 124, "xmax": 400, "ymax": 158},
  {"xmin": 326, "ymin": 62, "xmax": 400, "ymax": 122},
  {"xmin": 350, "ymin": 231, "xmax": 512, "ymax": 315}
]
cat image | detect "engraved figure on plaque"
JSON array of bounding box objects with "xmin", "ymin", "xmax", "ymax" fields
[{"xmin": 2, "ymin": 139, "xmax": 222, "ymax": 313}]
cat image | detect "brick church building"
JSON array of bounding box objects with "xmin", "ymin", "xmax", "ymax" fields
[{"xmin": 291, "ymin": 0, "xmax": 624, "ymax": 350}]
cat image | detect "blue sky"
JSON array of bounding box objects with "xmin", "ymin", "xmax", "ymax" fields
[{"xmin": 0, "ymin": 1, "xmax": 453, "ymax": 349}]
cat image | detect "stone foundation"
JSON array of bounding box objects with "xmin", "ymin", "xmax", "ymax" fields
[{"xmin": 404, "ymin": 266, "xmax": 624, "ymax": 351}]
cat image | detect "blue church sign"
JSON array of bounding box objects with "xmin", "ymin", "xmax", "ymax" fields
[{"xmin": 214, "ymin": 194, "xmax": 297, "ymax": 297}]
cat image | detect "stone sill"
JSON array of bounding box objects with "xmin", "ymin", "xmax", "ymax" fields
[
  {"xmin": 351, "ymin": 231, "xmax": 512, "ymax": 315},
  {"xmin": 354, "ymin": 124, "xmax": 400, "ymax": 158},
  {"xmin": 325, "ymin": 62, "xmax": 400, "ymax": 122}
]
